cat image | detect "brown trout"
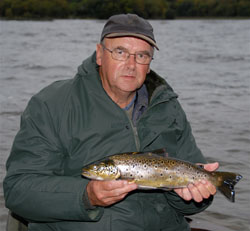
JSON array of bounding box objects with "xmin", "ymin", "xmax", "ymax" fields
[{"xmin": 82, "ymin": 149, "xmax": 242, "ymax": 202}]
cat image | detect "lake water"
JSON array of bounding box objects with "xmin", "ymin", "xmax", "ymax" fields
[{"xmin": 0, "ymin": 19, "xmax": 249, "ymax": 231}]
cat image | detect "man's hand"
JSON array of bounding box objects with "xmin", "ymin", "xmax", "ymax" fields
[
  {"xmin": 86, "ymin": 180, "xmax": 138, "ymax": 207},
  {"xmin": 174, "ymin": 162, "xmax": 219, "ymax": 202}
]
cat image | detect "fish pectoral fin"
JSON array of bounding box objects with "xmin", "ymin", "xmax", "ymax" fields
[
  {"xmin": 127, "ymin": 179, "xmax": 136, "ymax": 184},
  {"xmin": 115, "ymin": 170, "xmax": 121, "ymax": 179},
  {"xmin": 158, "ymin": 187, "xmax": 172, "ymax": 191},
  {"xmin": 137, "ymin": 185, "xmax": 158, "ymax": 190}
]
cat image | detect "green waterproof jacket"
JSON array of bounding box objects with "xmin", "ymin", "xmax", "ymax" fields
[{"xmin": 4, "ymin": 52, "xmax": 212, "ymax": 231}]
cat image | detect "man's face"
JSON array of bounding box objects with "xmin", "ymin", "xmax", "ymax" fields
[{"xmin": 96, "ymin": 37, "xmax": 153, "ymax": 98}]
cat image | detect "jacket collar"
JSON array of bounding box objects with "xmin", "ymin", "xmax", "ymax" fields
[
  {"xmin": 145, "ymin": 69, "xmax": 178, "ymax": 105},
  {"xmin": 77, "ymin": 51, "xmax": 99, "ymax": 75}
]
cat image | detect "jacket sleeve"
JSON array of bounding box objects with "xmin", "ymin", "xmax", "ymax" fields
[
  {"xmin": 165, "ymin": 191, "xmax": 213, "ymax": 216},
  {"xmin": 3, "ymin": 96, "xmax": 104, "ymax": 222},
  {"xmin": 165, "ymin": 100, "xmax": 213, "ymax": 215}
]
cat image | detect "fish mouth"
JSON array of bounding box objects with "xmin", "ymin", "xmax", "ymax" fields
[
  {"xmin": 82, "ymin": 169, "xmax": 103, "ymax": 180},
  {"xmin": 82, "ymin": 170, "xmax": 91, "ymax": 176}
]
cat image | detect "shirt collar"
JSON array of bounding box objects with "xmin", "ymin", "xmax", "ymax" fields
[{"xmin": 136, "ymin": 84, "xmax": 148, "ymax": 109}]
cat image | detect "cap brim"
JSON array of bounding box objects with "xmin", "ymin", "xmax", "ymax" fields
[{"xmin": 105, "ymin": 32, "xmax": 159, "ymax": 50}]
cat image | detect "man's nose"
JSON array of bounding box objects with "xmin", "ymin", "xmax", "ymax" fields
[{"xmin": 126, "ymin": 54, "xmax": 136, "ymax": 68}]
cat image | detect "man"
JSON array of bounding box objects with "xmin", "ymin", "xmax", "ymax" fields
[{"xmin": 4, "ymin": 14, "xmax": 218, "ymax": 231}]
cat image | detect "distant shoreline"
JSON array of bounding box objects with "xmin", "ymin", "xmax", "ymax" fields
[{"xmin": 1, "ymin": 0, "xmax": 249, "ymax": 21}]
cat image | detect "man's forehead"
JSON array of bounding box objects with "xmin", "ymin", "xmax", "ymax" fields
[{"xmin": 104, "ymin": 37, "xmax": 152, "ymax": 50}]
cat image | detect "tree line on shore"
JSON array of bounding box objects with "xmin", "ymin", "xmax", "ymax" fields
[{"xmin": 0, "ymin": 0, "xmax": 250, "ymax": 20}]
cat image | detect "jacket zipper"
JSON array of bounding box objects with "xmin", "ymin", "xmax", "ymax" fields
[
  {"xmin": 124, "ymin": 112, "xmax": 140, "ymax": 152},
  {"xmin": 130, "ymin": 120, "xmax": 140, "ymax": 152}
]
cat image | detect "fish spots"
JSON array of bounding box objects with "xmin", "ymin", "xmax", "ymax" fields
[
  {"xmin": 218, "ymin": 176, "xmax": 223, "ymax": 181},
  {"xmin": 83, "ymin": 151, "xmax": 220, "ymax": 190},
  {"xmin": 166, "ymin": 160, "xmax": 176, "ymax": 166}
]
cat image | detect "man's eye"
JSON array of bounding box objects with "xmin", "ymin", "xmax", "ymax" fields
[
  {"xmin": 137, "ymin": 53, "xmax": 149, "ymax": 59},
  {"xmin": 114, "ymin": 48, "xmax": 125, "ymax": 55},
  {"xmin": 137, "ymin": 53, "xmax": 145, "ymax": 58}
]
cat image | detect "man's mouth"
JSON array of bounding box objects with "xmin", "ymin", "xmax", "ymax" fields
[{"xmin": 122, "ymin": 75, "xmax": 135, "ymax": 78}]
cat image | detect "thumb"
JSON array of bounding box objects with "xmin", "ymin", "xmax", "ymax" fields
[{"xmin": 203, "ymin": 162, "xmax": 219, "ymax": 172}]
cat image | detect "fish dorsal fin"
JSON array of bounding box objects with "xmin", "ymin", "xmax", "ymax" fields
[
  {"xmin": 130, "ymin": 149, "xmax": 167, "ymax": 157},
  {"xmin": 131, "ymin": 151, "xmax": 141, "ymax": 155},
  {"xmin": 152, "ymin": 148, "xmax": 168, "ymax": 157}
]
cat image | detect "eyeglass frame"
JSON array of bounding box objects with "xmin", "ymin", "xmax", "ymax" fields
[{"xmin": 101, "ymin": 43, "xmax": 154, "ymax": 65}]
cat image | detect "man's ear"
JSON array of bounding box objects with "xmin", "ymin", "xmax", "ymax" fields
[{"xmin": 96, "ymin": 43, "xmax": 103, "ymax": 66}]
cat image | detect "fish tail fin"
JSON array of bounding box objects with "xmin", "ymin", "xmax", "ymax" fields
[{"xmin": 214, "ymin": 172, "xmax": 242, "ymax": 202}]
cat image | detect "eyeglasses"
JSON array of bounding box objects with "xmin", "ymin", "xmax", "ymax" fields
[{"xmin": 101, "ymin": 44, "xmax": 153, "ymax": 65}]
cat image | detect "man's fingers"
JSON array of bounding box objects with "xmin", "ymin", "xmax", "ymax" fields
[
  {"xmin": 200, "ymin": 180, "xmax": 217, "ymax": 195},
  {"xmin": 189, "ymin": 180, "xmax": 217, "ymax": 202},
  {"xmin": 193, "ymin": 182, "xmax": 210, "ymax": 200},
  {"xmin": 174, "ymin": 188, "xmax": 183, "ymax": 198},
  {"xmin": 176, "ymin": 187, "xmax": 193, "ymax": 201},
  {"xmin": 100, "ymin": 183, "xmax": 137, "ymax": 206},
  {"xmin": 200, "ymin": 162, "xmax": 219, "ymax": 172},
  {"xmin": 188, "ymin": 184, "xmax": 203, "ymax": 202},
  {"xmin": 174, "ymin": 161, "xmax": 219, "ymax": 202},
  {"xmin": 103, "ymin": 180, "xmax": 128, "ymax": 190},
  {"xmin": 105, "ymin": 182, "xmax": 137, "ymax": 198},
  {"xmin": 184, "ymin": 187, "xmax": 193, "ymax": 201},
  {"xmin": 175, "ymin": 180, "xmax": 217, "ymax": 203},
  {"xmin": 87, "ymin": 180, "xmax": 137, "ymax": 207},
  {"xmin": 100, "ymin": 192, "xmax": 129, "ymax": 205}
]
